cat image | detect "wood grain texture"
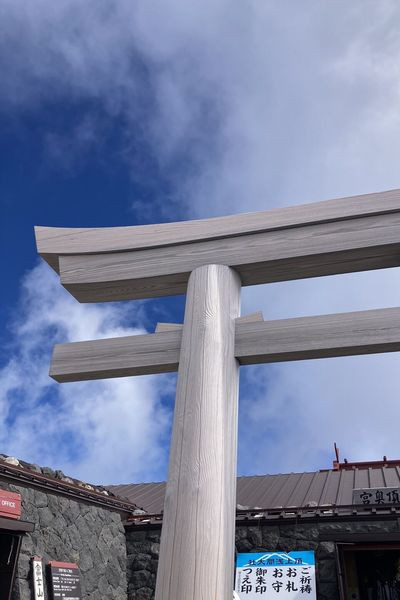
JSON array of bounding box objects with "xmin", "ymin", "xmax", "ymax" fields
[
  {"xmin": 236, "ymin": 311, "xmax": 264, "ymax": 324},
  {"xmin": 49, "ymin": 307, "xmax": 400, "ymax": 382},
  {"xmin": 35, "ymin": 188, "xmax": 400, "ymax": 261},
  {"xmin": 236, "ymin": 307, "xmax": 400, "ymax": 364},
  {"xmin": 58, "ymin": 211, "xmax": 400, "ymax": 301},
  {"xmin": 154, "ymin": 264, "xmax": 241, "ymax": 600},
  {"xmin": 50, "ymin": 330, "xmax": 182, "ymax": 382},
  {"xmin": 155, "ymin": 322, "xmax": 183, "ymax": 333}
]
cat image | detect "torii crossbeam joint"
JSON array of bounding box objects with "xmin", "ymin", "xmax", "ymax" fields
[{"xmin": 35, "ymin": 188, "xmax": 400, "ymax": 600}]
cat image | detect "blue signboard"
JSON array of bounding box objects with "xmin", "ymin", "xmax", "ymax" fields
[{"xmin": 235, "ymin": 551, "xmax": 316, "ymax": 599}]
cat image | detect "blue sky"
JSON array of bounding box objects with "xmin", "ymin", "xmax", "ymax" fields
[{"xmin": 1, "ymin": 1, "xmax": 400, "ymax": 484}]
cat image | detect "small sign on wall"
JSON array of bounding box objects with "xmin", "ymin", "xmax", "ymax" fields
[
  {"xmin": 32, "ymin": 557, "xmax": 45, "ymax": 599},
  {"xmin": 235, "ymin": 551, "xmax": 316, "ymax": 599},
  {"xmin": 0, "ymin": 489, "xmax": 21, "ymax": 520},
  {"xmin": 49, "ymin": 561, "xmax": 82, "ymax": 599}
]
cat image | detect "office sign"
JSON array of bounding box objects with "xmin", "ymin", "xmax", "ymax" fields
[
  {"xmin": 0, "ymin": 489, "xmax": 21, "ymax": 519},
  {"xmin": 49, "ymin": 561, "xmax": 82, "ymax": 599},
  {"xmin": 235, "ymin": 551, "xmax": 316, "ymax": 598}
]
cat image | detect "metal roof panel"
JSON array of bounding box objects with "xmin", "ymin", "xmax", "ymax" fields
[{"xmin": 109, "ymin": 467, "xmax": 400, "ymax": 515}]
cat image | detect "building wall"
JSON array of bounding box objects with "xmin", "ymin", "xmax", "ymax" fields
[
  {"xmin": 125, "ymin": 516, "xmax": 400, "ymax": 600},
  {"xmin": 126, "ymin": 528, "xmax": 160, "ymax": 600},
  {"xmin": 0, "ymin": 482, "xmax": 127, "ymax": 600}
]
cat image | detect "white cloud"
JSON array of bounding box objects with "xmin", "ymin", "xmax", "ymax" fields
[
  {"xmin": 2, "ymin": 1, "xmax": 400, "ymax": 476},
  {"xmin": 0, "ymin": 262, "xmax": 172, "ymax": 484},
  {"xmin": 239, "ymin": 350, "xmax": 400, "ymax": 476},
  {"xmin": 3, "ymin": 0, "xmax": 399, "ymax": 209}
]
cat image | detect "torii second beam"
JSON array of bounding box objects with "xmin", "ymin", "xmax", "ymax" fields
[{"xmin": 50, "ymin": 307, "xmax": 400, "ymax": 382}]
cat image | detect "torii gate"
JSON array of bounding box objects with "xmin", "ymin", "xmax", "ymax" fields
[{"xmin": 35, "ymin": 188, "xmax": 400, "ymax": 600}]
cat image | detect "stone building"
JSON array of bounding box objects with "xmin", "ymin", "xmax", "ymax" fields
[
  {"xmin": 0, "ymin": 455, "xmax": 137, "ymax": 600},
  {"xmin": 2, "ymin": 453, "xmax": 400, "ymax": 600}
]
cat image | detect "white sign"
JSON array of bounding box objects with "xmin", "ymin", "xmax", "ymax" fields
[
  {"xmin": 353, "ymin": 487, "xmax": 400, "ymax": 505},
  {"xmin": 32, "ymin": 557, "xmax": 45, "ymax": 599},
  {"xmin": 235, "ymin": 551, "xmax": 316, "ymax": 599}
]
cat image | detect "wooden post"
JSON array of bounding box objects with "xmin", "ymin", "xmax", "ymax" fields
[{"xmin": 155, "ymin": 264, "xmax": 241, "ymax": 600}]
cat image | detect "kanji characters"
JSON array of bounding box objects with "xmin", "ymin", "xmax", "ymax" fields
[
  {"xmin": 272, "ymin": 580, "xmax": 283, "ymax": 592},
  {"xmin": 387, "ymin": 489, "xmax": 400, "ymax": 503},
  {"xmin": 286, "ymin": 581, "xmax": 298, "ymax": 592},
  {"xmin": 236, "ymin": 552, "xmax": 315, "ymax": 597},
  {"xmin": 360, "ymin": 491, "xmax": 372, "ymax": 504},
  {"xmin": 241, "ymin": 569, "xmax": 253, "ymax": 594}
]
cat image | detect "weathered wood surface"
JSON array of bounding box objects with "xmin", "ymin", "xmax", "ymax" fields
[
  {"xmin": 56, "ymin": 211, "xmax": 400, "ymax": 301},
  {"xmin": 236, "ymin": 307, "xmax": 400, "ymax": 364},
  {"xmin": 50, "ymin": 307, "xmax": 400, "ymax": 382},
  {"xmin": 155, "ymin": 312, "xmax": 263, "ymax": 333},
  {"xmin": 36, "ymin": 188, "xmax": 400, "ymax": 259},
  {"xmin": 235, "ymin": 311, "xmax": 264, "ymax": 323},
  {"xmin": 155, "ymin": 322, "xmax": 183, "ymax": 333},
  {"xmin": 154, "ymin": 264, "xmax": 241, "ymax": 600},
  {"xmin": 50, "ymin": 330, "xmax": 182, "ymax": 382}
]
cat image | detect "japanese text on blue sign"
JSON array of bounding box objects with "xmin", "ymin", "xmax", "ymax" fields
[{"xmin": 235, "ymin": 551, "xmax": 316, "ymax": 599}]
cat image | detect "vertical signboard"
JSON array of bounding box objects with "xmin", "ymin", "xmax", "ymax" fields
[
  {"xmin": 49, "ymin": 561, "xmax": 82, "ymax": 599},
  {"xmin": 32, "ymin": 557, "xmax": 45, "ymax": 599},
  {"xmin": 235, "ymin": 551, "xmax": 316, "ymax": 599}
]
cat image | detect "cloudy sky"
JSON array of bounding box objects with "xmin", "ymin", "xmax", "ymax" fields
[{"xmin": 1, "ymin": 0, "xmax": 400, "ymax": 484}]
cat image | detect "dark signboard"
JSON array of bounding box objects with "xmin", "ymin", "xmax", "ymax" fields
[{"xmin": 49, "ymin": 561, "xmax": 82, "ymax": 599}]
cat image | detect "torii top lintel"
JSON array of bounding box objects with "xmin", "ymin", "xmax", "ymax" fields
[{"xmin": 35, "ymin": 188, "xmax": 400, "ymax": 303}]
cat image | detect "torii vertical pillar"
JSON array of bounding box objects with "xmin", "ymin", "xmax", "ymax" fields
[{"xmin": 155, "ymin": 264, "xmax": 241, "ymax": 600}]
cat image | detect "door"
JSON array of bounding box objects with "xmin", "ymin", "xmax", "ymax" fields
[
  {"xmin": 0, "ymin": 532, "xmax": 21, "ymax": 600},
  {"xmin": 340, "ymin": 544, "xmax": 400, "ymax": 600}
]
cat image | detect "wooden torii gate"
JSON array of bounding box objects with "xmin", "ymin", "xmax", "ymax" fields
[{"xmin": 35, "ymin": 188, "xmax": 400, "ymax": 600}]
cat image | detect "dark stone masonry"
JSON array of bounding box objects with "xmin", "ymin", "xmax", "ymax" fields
[
  {"xmin": 126, "ymin": 528, "xmax": 160, "ymax": 600},
  {"xmin": 3, "ymin": 478, "xmax": 128, "ymax": 600}
]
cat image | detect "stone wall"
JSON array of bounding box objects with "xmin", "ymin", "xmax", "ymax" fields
[
  {"xmin": 0, "ymin": 481, "xmax": 127, "ymax": 600},
  {"xmin": 126, "ymin": 517, "xmax": 400, "ymax": 600},
  {"xmin": 126, "ymin": 528, "xmax": 160, "ymax": 600}
]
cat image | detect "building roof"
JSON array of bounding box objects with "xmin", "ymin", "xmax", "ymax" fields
[
  {"xmin": 0, "ymin": 454, "xmax": 139, "ymax": 515},
  {"xmin": 110, "ymin": 466, "xmax": 400, "ymax": 516}
]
